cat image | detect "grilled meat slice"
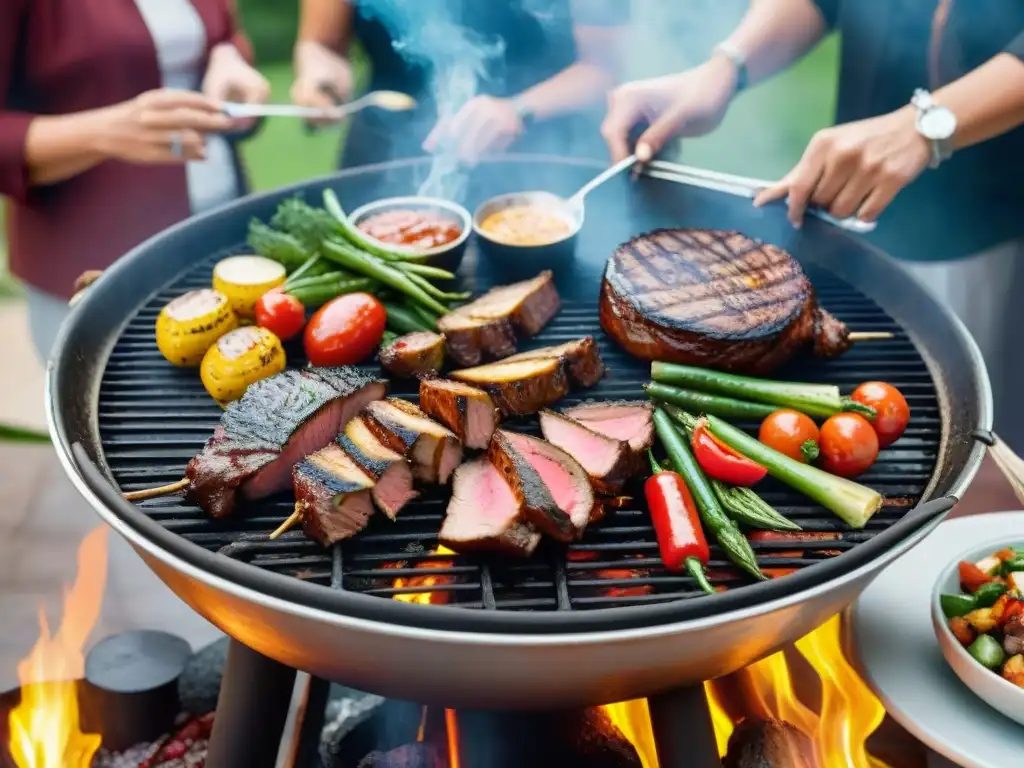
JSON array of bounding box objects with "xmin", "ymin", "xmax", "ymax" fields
[
  {"xmin": 378, "ymin": 331, "xmax": 445, "ymax": 378},
  {"xmin": 497, "ymin": 430, "xmax": 594, "ymax": 539},
  {"xmin": 439, "ymin": 459, "xmax": 541, "ymax": 558},
  {"xmin": 487, "ymin": 431, "xmax": 574, "ymax": 541},
  {"xmin": 338, "ymin": 416, "xmax": 417, "ymax": 519},
  {"xmin": 599, "ymin": 229, "xmax": 851, "ymax": 374},
  {"xmin": 438, "ymin": 271, "xmax": 561, "ymax": 366},
  {"xmin": 418, "ymin": 378, "xmax": 499, "ymax": 450},
  {"xmin": 813, "ymin": 307, "xmax": 853, "ymax": 358},
  {"xmin": 450, "ymin": 358, "xmax": 569, "ymax": 418},
  {"xmin": 293, "ymin": 443, "xmax": 375, "ymax": 546},
  {"xmin": 186, "ymin": 367, "xmax": 386, "ymax": 517},
  {"xmin": 562, "ymin": 401, "xmax": 654, "ymax": 454},
  {"xmin": 363, "ymin": 398, "xmax": 463, "ymax": 484},
  {"xmin": 502, "ymin": 336, "xmax": 605, "ymax": 388},
  {"xmin": 538, "ymin": 410, "xmax": 636, "ymax": 494}
]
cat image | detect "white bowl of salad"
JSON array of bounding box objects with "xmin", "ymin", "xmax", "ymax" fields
[{"xmin": 932, "ymin": 537, "xmax": 1024, "ymax": 726}]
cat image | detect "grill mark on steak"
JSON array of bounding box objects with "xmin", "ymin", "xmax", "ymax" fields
[
  {"xmin": 500, "ymin": 336, "xmax": 605, "ymax": 389},
  {"xmin": 418, "ymin": 378, "xmax": 499, "ymax": 450},
  {"xmin": 293, "ymin": 444, "xmax": 376, "ymax": 546},
  {"xmin": 488, "ymin": 431, "xmax": 574, "ymax": 542},
  {"xmin": 338, "ymin": 416, "xmax": 418, "ymax": 519},
  {"xmin": 362, "ymin": 399, "xmax": 463, "ymax": 484}
]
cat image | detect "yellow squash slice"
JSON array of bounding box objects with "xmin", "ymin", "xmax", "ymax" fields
[
  {"xmin": 200, "ymin": 326, "xmax": 286, "ymax": 406},
  {"xmin": 213, "ymin": 255, "xmax": 287, "ymax": 319},
  {"xmin": 156, "ymin": 289, "xmax": 239, "ymax": 367}
]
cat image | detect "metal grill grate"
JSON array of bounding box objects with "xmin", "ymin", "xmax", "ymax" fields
[{"xmin": 100, "ymin": 252, "xmax": 939, "ymax": 612}]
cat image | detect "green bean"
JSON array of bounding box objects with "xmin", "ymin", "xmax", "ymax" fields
[
  {"xmin": 397, "ymin": 261, "xmax": 457, "ymax": 280},
  {"xmin": 409, "ymin": 302, "xmax": 441, "ymax": 331},
  {"xmin": 323, "ymin": 190, "xmax": 422, "ymax": 262},
  {"xmin": 283, "ymin": 254, "xmax": 324, "ymax": 289},
  {"xmin": 283, "ymin": 271, "xmax": 349, "ymax": 292},
  {"xmin": 383, "ymin": 301, "xmax": 432, "ymax": 335},
  {"xmin": 288, "ymin": 277, "xmax": 375, "ymax": 308},
  {"xmin": 404, "ymin": 271, "xmax": 471, "ymax": 301}
]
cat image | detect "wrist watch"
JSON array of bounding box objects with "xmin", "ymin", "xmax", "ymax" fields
[
  {"xmin": 712, "ymin": 41, "xmax": 748, "ymax": 93},
  {"xmin": 911, "ymin": 88, "xmax": 957, "ymax": 168}
]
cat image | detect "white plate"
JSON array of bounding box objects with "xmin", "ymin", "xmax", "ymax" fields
[
  {"xmin": 848, "ymin": 512, "xmax": 1024, "ymax": 768},
  {"xmin": 931, "ymin": 537, "xmax": 1024, "ymax": 726}
]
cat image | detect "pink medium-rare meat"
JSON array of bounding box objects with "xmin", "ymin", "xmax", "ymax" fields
[
  {"xmin": 501, "ymin": 336, "xmax": 605, "ymax": 388},
  {"xmin": 438, "ymin": 271, "xmax": 561, "ymax": 366},
  {"xmin": 561, "ymin": 401, "xmax": 654, "ymax": 454},
  {"xmin": 338, "ymin": 415, "xmax": 418, "ymax": 519},
  {"xmin": 599, "ymin": 228, "xmax": 852, "ymax": 375},
  {"xmin": 378, "ymin": 331, "xmax": 446, "ymax": 378},
  {"xmin": 418, "ymin": 378, "xmax": 499, "ymax": 450},
  {"xmin": 292, "ymin": 443, "xmax": 376, "ymax": 546},
  {"xmin": 538, "ymin": 410, "xmax": 636, "ymax": 494},
  {"xmin": 185, "ymin": 367, "xmax": 386, "ymax": 518},
  {"xmin": 487, "ymin": 430, "xmax": 574, "ymax": 542},
  {"xmin": 439, "ymin": 459, "xmax": 541, "ymax": 558},
  {"xmin": 363, "ymin": 399, "xmax": 463, "ymax": 485},
  {"xmin": 450, "ymin": 357, "xmax": 569, "ymax": 418},
  {"xmin": 498, "ymin": 430, "xmax": 594, "ymax": 539}
]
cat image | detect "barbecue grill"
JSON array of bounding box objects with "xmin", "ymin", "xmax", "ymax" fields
[{"xmin": 48, "ymin": 156, "xmax": 991, "ymax": 766}]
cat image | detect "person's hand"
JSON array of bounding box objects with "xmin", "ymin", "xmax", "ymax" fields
[
  {"xmin": 754, "ymin": 107, "xmax": 931, "ymax": 226},
  {"xmin": 90, "ymin": 89, "xmax": 234, "ymax": 164},
  {"xmin": 601, "ymin": 57, "xmax": 738, "ymax": 163},
  {"xmin": 290, "ymin": 41, "xmax": 355, "ymax": 126},
  {"xmin": 422, "ymin": 96, "xmax": 523, "ymax": 164},
  {"xmin": 202, "ymin": 43, "xmax": 271, "ymax": 131}
]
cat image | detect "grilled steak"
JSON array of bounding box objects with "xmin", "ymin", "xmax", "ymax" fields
[
  {"xmin": 338, "ymin": 416, "xmax": 418, "ymax": 519},
  {"xmin": 439, "ymin": 459, "xmax": 541, "ymax": 558},
  {"xmin": 502, "ymin": 336, "xmax": 604, "ymax": 388},
  {"xmin": 539, "ymin": 410, "xmax": 636, "ymax": 494},
  {"xmin": 487, "ymin": 431, "xmax": 574, "ymax": 541},
  {"xmin": 450, "ymin": 358, "xmax": 569, "ymax": 418},
  {"xmin": 496, "ymin": 430, "xmax": 594, "ymax": 539},
  {"xmin": 378, "ymin": 331, "xmax": 445, "ymax": 378},
  {"xmin": 418, "ymin": 378, "xmax": 499, "ymax": 450},
  {"xmin": 599, "ymin": 229, "xmax": 851, "ymax": 374},
  {"xmin": 363, "ymin": 399, "xmax": 463, "ymax": 484},
  {"xmin": 293, "ymin": 443, "xmax": 375, "ymax": 546},
  {"xmin": 438, "ymin": 271, "xmax": 561, "ymax": 366},
  {"xmin": 186, "ymin": 367, "xmax": 386, "ymax": 518},
  {"xmin": 562, "ymin": 401, "xmax": 654, "ymax": 454}
]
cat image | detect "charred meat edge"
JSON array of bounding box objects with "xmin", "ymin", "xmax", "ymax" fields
[
  {"xmin": 418, "ymin": 378, "xmax": 500, "ymax": 451},
  {"xmin": 488, "ymin": 431, "xmax": 574, "ymax": 541}
]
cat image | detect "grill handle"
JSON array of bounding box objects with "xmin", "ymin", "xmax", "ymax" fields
[
  {"xmin": 973, "ymin": 429, "xmax": 1024, "ymax": 507},
  {"xmin": 70, "ymin": 269, "xmax": 103, "ymax": 307}
]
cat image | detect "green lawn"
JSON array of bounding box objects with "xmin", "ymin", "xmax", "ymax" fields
[{"xmin": 0, "ymin": 41, "xmax": 837, "ymax": 297}]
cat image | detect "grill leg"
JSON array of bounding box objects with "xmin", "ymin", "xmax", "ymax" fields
[
  {"xmin": 648, "ymin": 685, "xmax": 722, "ymax": 768},
  {"xmin": 206, "ymin": 640, "xmax": 298, "ymax": 768}
]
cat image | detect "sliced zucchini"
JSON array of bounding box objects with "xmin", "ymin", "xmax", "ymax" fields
[{"xmin": 213, "ymin": 255, "xmax": 287, "ymax": 319}]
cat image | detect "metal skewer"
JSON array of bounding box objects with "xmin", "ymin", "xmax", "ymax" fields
[
  {"xmin": 222, "ymin": 90, "xmax": 417, "ymax": 121},
  {"xmin": 848, "ymin": 331, "xmax": 895, "ymax": 342}
]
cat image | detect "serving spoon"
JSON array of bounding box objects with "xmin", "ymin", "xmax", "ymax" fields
[{"xmin": 221, "ymin": 90, "xmax": 417, "ymax": 121}]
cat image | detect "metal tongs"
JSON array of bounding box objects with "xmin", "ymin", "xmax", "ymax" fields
[{"xmin": 641, "ymin": 160, "xmax": 878, "ymax": 234}]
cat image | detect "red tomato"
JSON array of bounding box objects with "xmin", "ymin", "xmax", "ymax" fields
[
  {"xmin": 691, "ymin": 422, "xmax": 768, "ymax": 486},
  {"xmin": 758, "ymin": 409, "xmax": 820, "ymax": 463},
  {"xmin": 850, "ymin": 381, "xmax": 910, "ymax": 447},
  {"xmin": 255, "ymin": 288, "xmax": 306, "ymax": 341},
  {"xmin": 818, "ymin": 413, "xmax": 879, "ymax": 478},
  {"xmin": 959, "ymin": 561, "xmax": 994, "ymax": 593},
  {"xmin": 304, "ymin": 293, "xmax": 386, "ymax": 367}
]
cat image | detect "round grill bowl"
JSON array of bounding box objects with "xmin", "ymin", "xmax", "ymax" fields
[{"xmin": 47, "ymin": 157, "xmax": 990, "ymax": 708}]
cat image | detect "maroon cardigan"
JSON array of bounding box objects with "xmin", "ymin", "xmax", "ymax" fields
[{"xmin": 0, "ymin": 0, "xmax": 252, "ymax": 298}]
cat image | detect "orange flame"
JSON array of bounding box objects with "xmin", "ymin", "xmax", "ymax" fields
[
  {"xmin": 706, "ymin": 614, "xmax": 891, "ymax": 767},
  {"xmin": 8, "ymin": 526, "xmax": 108, "ymax": 768},
  {"xmin": 444, "ymin": 709, "xmax": 461, "ymax": 768},
  {"xmin": 390, "ymin": 545, "xmax": 456, "ymax": 605},
  {"xmin": 601, "ymin": 700, "xmax": 658, "ymax": 768}
]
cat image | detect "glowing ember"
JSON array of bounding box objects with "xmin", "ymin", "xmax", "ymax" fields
[
  {"xmin": 600, "ymin": 700, "xmax": 658, "ymax": 768},
  {"xmin": 8, "ymin": 526, "xmax": 108, "ymax": 768},
  {"xmin": 444, "ymin": 709, "xmax": 461, "ymax": 768},
  {"xmin": 389, "ymin": 545, "xmax": 456, "ymax": 605}
]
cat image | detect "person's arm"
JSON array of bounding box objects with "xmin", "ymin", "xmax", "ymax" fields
[
  {"xmin": 291, "ymin": 0, "xmax": 357, "ymax": 112},
  {"xmin": 938, "ymin": 52, "xmax": 1024, "ymax": 150},
  {"xmin": 296, "ymin": 0, "xmax": 355, "ymax": 55}
]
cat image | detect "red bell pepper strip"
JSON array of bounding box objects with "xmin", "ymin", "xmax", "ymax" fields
[
  {"xmin": 691, "ymin": 421, "xmax": 768, "ymax": 486},
  {"xmin": 644, "ymin": 449, "xmax": 714, "ymax": 594},
  {"xmin": 959, "ymin": 561, "xmax": 995, "ymax": 593}
]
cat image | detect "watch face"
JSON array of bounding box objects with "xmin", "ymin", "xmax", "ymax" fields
[{"xmin": 920, "ymin": 107, "xmax": 957, "ymax": 140}]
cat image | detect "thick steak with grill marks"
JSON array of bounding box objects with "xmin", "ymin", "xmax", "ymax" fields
[{"xmin": 599, "ymin": 229, "xmax": 852, "ymax": 374}]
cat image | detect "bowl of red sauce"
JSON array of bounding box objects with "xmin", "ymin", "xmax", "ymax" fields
[{"xmin": 349, "ymin": 196, "xmax": 472, "ymax": 271}]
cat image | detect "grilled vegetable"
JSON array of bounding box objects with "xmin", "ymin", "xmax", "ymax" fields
[
  {"xmin": 960, "ymin": 561, "xmax": 996, "ymax": 593},
  {"xmin": 650, "ymin": 362, "xmax": 877, "ymax": 421},
  {"xmin": 965, "ymin": 607, "xmax": 998, "ymax": 633},
  {"xmin": 645, "ymin": 382, "xmax": 778, "ymax": 420},
  {"xmin": 156, "ymin": 289, "xmax": 239, "ymax": 367},
  {"xmin": 200, "ymin": 326, "xmax": 286, "ymax": 406},
  {"xmin": 282, "ymin": 254, "xmax": 324, "ymax": 289},
  {"xmin": 940, "ymin": 593, "xmax": 978, "ymax": 619},
  {"xmin": 644, "ymin": 449, "xmax": 714, "ymax": 594},
  {"xmin": 285, "ymin": 275, "xmax": 375, "ymax": 308},
  {"xmin": 850, "ymin": 381, "xmax": 910, "ymax": 447},
  {"xmin": 304, "ymin": 293, "xmax": 387, "ymax": 367},
  {"xmin": 382, "ymin": 301, "xmax": 434, "ymax": 335},
  {"xmin": 653, "ymin": 408, "xmax": 764, "ymax": 581},
  {"xmin": 323, "ymin": 189, "xmax": 422, "ymax": 262},
  {"xmin": 246, "ymin": 220, "xmax": 315, "ymax": 273},
  {"xmin": 213, "ymin": 255, "xmax": 287, "ymax": 319},
  {"xmin": 271, "ymin": 196, "xmax": 340, "ymax": 253},
  {"xmin": 818, "ymin": 413, "xmax": 879, "ymax": 478},
  {"xmin": 711, "ymin": 481, "xmax": 801, "ymax": 531},
  {"xmin": 759, "ymin": 410, "xmax": 820, "ymax": 463},
  {"xmin": 255, "ymin": 288, "xmax": 306, "ymax": 341},
  {"xmin": 949, "ymin": 616, "xmax": 976, "ymax": 646},
  {"xmin": 321, "ymin": 239, "xmax": 448, "ymax": 315},
  {"xmin": 692, "ymin": 421, "xmax": 768, "ymax": 486},
  {"xmin": 968, "ymin": 633, "xmax": 1005, "ymax": 669},
  {"xmin": 974, "ymin": 581, "xmax": 1008, "ymax": 608},
  {"xmin": 700, "ymin": 413, "xmax": 884, "ymax": 529}
]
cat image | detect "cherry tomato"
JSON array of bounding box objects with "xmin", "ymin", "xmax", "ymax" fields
[
  {"xmin": 691, "ymin": 422, "xmax": 768, "ymax": 486},
  {"xmin": 254, "ymin": 288, "xmax": 306, "ymax": 341},
  {"xmin": 850, "ymin": 381, "xmax": 910, "ymax": 447},
  {"xmin": 959, "ymin": 561, "xmax": 995, "ymax": 593},
  {"xmin": 818, "ymin": 412, "xmax": 879, "ymax": 478},
  {"xmin": 758, "ymin": 409, "xmax": 820, "ymax": 463},
  {"xmin": 304, "ymin": 292, "xmax": 386, "ymax": 367}
]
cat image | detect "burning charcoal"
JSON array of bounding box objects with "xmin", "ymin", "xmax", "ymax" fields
[
  {"xmin": 723, "ymin": 717, "xmax": 819, "ymax": 768},
  {"xmin": 356, "ymin": 743, "xmax": 447, "ymax": 768},
  {"xmin": 178, "ymin": 637, "xmax": 229, "ymax": 717}
]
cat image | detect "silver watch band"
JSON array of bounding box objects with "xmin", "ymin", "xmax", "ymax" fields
[{"xmin": 912, "ymin": 88, "xmax": 954, "ymax": 169}]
